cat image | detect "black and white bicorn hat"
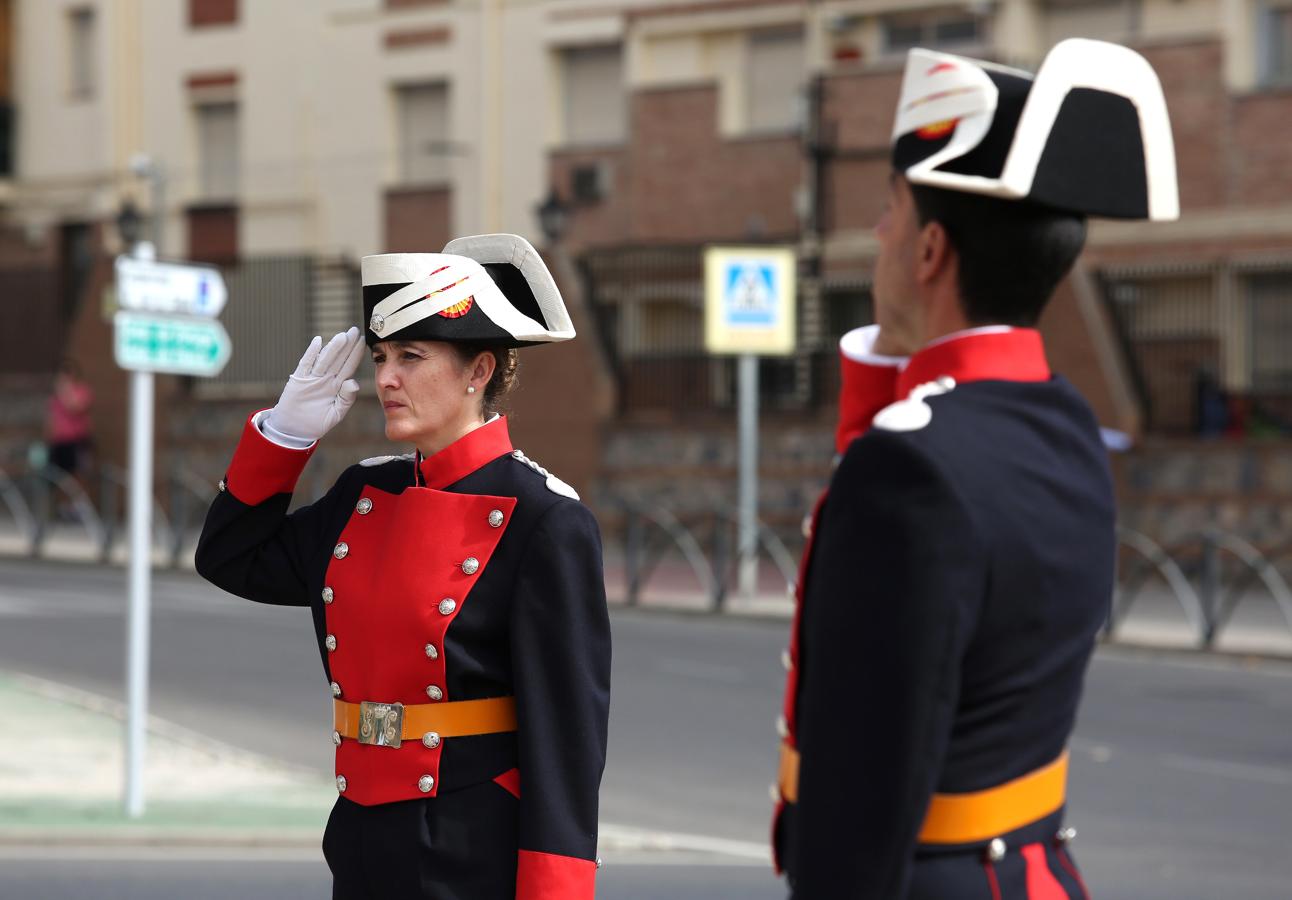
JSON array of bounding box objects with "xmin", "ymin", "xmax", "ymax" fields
[
  {"xmin": 892, "ymin": 38, "xmax": 1178, "ymax": 220},
  {"xmin": 361, "ymin": 233, "xmax": 576, "ymax": 348}
]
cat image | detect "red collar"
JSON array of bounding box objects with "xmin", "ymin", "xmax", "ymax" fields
[
  {"xmin": 417, "ymin": 417, "xmax": 514, "ymax": 490},
  {"xmin": 896, "ymin": 328, "xmax": 1051, "ymax": 399}
]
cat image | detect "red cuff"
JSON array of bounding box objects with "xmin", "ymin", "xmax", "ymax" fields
[
  {"xmin": 835, "ymin": 355, "xmax": 900, "ymax": 454},
  {"xmin": 223, "ymin": 410, "xmax": 317, "ymax": 506},
  {"xmin": 517, "ymin": 849, "xmax": 597, "ymax": 900}
]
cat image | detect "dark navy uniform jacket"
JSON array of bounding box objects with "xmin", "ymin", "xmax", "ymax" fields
[
  {"xmin": 196, "ymin": 414, "xmax": 610, "ymax": 900},
  {"xmin": 775, "ymin": 328, "xmax": 1111, "ymax": 899}
]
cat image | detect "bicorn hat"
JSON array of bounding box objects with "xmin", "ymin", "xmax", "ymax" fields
[
  {"xmin": 891, "ymin": 38, "xmax": 1178, "ymax": 220},
  {"xmin": 361, "ymin": 233, "xmax": 576, "ymax": 348}
]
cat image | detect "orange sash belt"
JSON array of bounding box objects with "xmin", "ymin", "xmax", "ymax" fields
[
  {"xmin": 334, "ymin": 696, "xmax": 517, "ymax": 742},
  {"xmin": 777, "ymin": 742, "xmax": 1068, "ymax": 845}
]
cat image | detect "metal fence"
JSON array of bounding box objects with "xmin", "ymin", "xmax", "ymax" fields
[
  {"xmin": 195, "ymin": 254, "xmax": 361, "ymax": 397},
  {"xmin": 1099, "ymin": 258, "xmax": 1292, "ymax": 436},
  {"xmin": 578, "ymin": 244, "xmax": 873, "ymax": 416}
]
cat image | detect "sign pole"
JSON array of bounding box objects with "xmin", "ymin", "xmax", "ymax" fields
[
  {"xmin": 124, "ymin": 363, "xmax": 153, "ymax": 818},
  {"xmin": 704, "ymin": 245, "xmax": 796, "ymax": 609},
  {"xmin": 113, "ymin": 241, "xmax": 230, "ymax": 817},
  {"xmin": 737, "ymin": 353, "xmax": 759, "ymax": 601},
  {"xmin": 122, "ymin": 239, "xmax": 160, "ymax": 819}
]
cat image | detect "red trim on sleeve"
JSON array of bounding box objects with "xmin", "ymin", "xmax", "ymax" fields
[
  {"xmin": 516, "ymin": 849, "xmax": 597, "ymax": 900},
  {"xmin": 836, "ymin": 354, "xmax": 900, "ymax": 454},
  {"xmin": 493, "ymin": 767, "xmax": 521, "ymax": 799},
  {"xmin": 223, "ymin": 411, "xmax": 317, "ymax": 506},
  {"xmin": 1022, "ymin": 843, "xmax": 1068, "ymax": 900}
]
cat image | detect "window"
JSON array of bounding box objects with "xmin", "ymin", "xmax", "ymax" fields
[
  {"xmin": 189, "ymin": 0, "xmax": 239, "ymax": 28},
  {"xmin": 67, "ymin": 7, "xmax": 96, "ymax": 100},
  {"xmin": 1103, "ymin": 272, "xmax": 1219, "ymax": 433},
  {"xmin": 1250, "ymin": 272, "xmax": 1292, "ymax": 390},
  {"xmin": 1258, "ymin": 4, "xmax": 1292, "ymax": 86},
  {"xmin": 1043, "ymin": 0, "xmax": 1138, "ymax": 46},
  {"xmin": 881, "ymin": 9, "xmax": 984, "ymax": 55},
  {"xmin": 561, "ymin": 45, "xmax": 626, "ymax": 146},
  {"xmin": 747, "ymin": 29, "xmax": 804, "ymax": 133},
  {"xmin": 196, "ymin": 102, "xmax": 239, "ymax": 200},
  {"xmin": 395, "ymin": 82, "xmax": 450, "ymax": 184}
]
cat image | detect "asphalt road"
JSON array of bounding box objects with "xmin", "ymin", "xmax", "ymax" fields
[{"xmin": 1, "ymin": 557, "xmax": 1291, "ymax": 899}]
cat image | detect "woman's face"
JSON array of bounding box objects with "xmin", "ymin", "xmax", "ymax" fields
[{"xmin": 372, "ymin": 339, "xmax": 479, "ymax": 450}]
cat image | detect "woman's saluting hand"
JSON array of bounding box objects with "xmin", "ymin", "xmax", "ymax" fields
[{"xmin": 266, "ymin": 327, "xmax": 366, "ymax": 444}]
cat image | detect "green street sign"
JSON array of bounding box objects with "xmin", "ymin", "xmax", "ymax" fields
[{"xmin": 113, "ymin": 311, "xmax": 232, "ymax": 376}]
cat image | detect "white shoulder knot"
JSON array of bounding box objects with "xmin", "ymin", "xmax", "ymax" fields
[
  {"xmin": 871, "ymin": 376, "xmax": 956, "ymax": 433},
  {"xmin": 359, "ymin": 452, "xmax": 415, "ymax": 467},
  {"xmin": 511, "ymin": 449, "xmax": 580, "ymax": 500}
]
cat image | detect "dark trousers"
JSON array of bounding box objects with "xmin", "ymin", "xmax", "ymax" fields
[
  {"xmin": 323, "ymin": 780, "xmax": 519, "ymax": 900},
  {"xmin": 908, "ymin": 843, "xmax": 1089, "ymax": 899}
]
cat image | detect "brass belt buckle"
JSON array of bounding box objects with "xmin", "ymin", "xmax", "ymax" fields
[{"xmin": 357, "ymin": 700, "xmax": 404, "ymax": 749}]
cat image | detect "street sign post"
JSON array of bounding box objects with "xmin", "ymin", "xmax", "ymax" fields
[
  {"xmin": 704, "ymin": 246, "xmax": 797, "ymax": 603},
  {"xmin": 114, "ymin": 311, "xmax": 232, "ymax": 377},
  {"xmin": 115, "ymin": 256, "xmax": 227, "ymax": 317},
  {"xmin": 114, "ymin": 252, "xmax": 231, "ymax": 818}
]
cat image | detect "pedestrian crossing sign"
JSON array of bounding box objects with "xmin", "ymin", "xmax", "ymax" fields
[{"xmin": 704, "ymin": 246, "xmax": 796, "ymax": 356}]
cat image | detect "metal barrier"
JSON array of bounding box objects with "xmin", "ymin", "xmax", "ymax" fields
[
  {"xmin": 708, "ymin": 512, "xmax": 798, "ymax": 611},
  {"xmin": 0, "ymin": 459, "xmax": 216, "ymax": 566},
  {"xmin": 27, "ymin": 466, "xmax": 108, "ymax": 558},
  {"xmin": 1114, "ymin": 526, "xmax": 1292, "ymax": 648},
  {"xmin": 0, "ymin": 466, "xmax": 37, "ymax": 545},
  {"xmin": 620, "ymin": 500, "xmax": 717, "ymax": 608},
  {"xmin": 1111, "ymin": 526, "xmax": 1207, "ymax": 642},
  {"xmin": 618, "ymin": 498, "xmax": 798, "ymax": 611}
]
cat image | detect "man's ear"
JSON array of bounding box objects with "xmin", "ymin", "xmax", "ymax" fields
[{"xmin": 915, "ymin": 220, "xmax": 953, "ymax": 286}]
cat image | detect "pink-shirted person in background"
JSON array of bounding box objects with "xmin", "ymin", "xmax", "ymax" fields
[{"xmin": 45, "ymin": 357, "xmax": 95, "ymax": 480}]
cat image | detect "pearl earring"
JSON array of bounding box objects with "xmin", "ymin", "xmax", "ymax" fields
[{"xmin": 467, "ymin": 386, "xmax": 477, "ymax": 394}]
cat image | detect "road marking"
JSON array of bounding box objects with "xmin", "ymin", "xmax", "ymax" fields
[
  {"xmin": 1160, "ymin": 753, "xmax": 1292, "ymax": 787},
  {"xmin": 599, "ymin": 823, "xmax": 770, "ymax": 862}
]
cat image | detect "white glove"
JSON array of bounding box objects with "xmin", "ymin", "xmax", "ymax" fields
[{"xmin": 264, "ymin": 327, "xmax": 365, "ymax": 445}]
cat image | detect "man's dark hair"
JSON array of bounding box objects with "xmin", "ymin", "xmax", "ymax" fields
[{"xmin": 909, "ymin": 183, "xmax": 1088, "ymax": 327}]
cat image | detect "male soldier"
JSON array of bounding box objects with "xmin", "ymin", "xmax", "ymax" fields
[{"xmin": 772, "ymin": 39, "xmax": 1179, "ymax": 898}]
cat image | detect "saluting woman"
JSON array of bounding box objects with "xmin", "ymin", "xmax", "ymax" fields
[{"xmin": 195, "ymin": 234, "xmax": 611, "ymax": 900}]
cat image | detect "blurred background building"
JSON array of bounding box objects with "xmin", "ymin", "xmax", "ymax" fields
[{"xmin": 3, "ymin": 0, "xmax": 1292, "ymax": 552}]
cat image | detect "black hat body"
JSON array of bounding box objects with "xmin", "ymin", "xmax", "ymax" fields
[
  {"xmin": 891, "ymin": 39, "xmax": 1178, "ymax": 220},
  {"xmin": 362, "ymin": 234, "xmax": 575, "ymax": 348}
]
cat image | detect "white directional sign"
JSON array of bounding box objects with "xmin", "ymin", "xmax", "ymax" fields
[
  {"xmin": 114, "ymin": 311, "xmax": 232, "ymax": 376},
  {"xmin": 704, "ymin": 246, "xmax": 797, "ymax": 356},
  {"xmin": 115, "ymin": 256, "xmax": 227, "ymax": 317}
]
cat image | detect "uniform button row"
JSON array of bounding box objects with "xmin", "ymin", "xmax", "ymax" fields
[
  {"xmin": 347, "ymin": 496, "xmax": 498, "ymax": 530},
  {"xmin": 329, "ymin": 730, "xmax": 440, "ymax": 749},
  {"xmin": 334, "ymin": 774, "xmax": 436, "ymax": 795},
  {"xmin": 334, "ymin": 549, "xmax": 482, "ymax": 576}
]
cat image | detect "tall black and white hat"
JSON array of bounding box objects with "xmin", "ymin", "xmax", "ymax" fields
[
  {"xmin": 891, "ymin": 38, "xmax": 1178, "ymax": 220},
  {"xmin": 361, "ymin": 233, "xmax": 576, "ymax": 348}
]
